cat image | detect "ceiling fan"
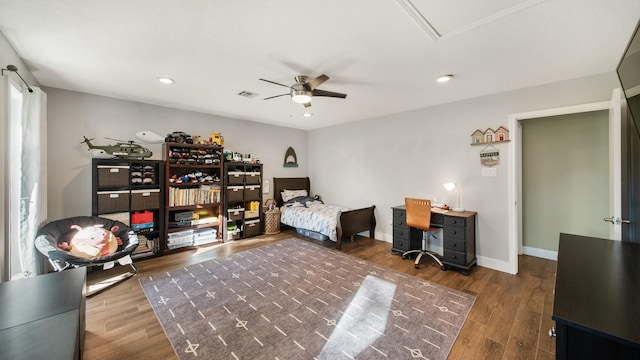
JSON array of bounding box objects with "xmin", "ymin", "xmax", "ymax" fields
[{"xmin": 260, "ymin": 74, "xmax": 347, "ymax": 108}]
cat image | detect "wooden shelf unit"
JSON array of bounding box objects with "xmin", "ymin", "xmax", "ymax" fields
[
  {"xmin": 224, "ymin": 162, "xmax": 263, "ymax": 240},
  {"xmin": 163, "ymin": 142, "xmax": 224, "ymax": 253},
  {"xmin": 91, "ymin": 158, "xmax": 164, "ymax": 259}
]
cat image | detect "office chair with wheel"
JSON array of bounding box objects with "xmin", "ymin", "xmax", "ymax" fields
[{"xmin": 402, "ymin": 198, "xmax": 446, "ymax": 270}]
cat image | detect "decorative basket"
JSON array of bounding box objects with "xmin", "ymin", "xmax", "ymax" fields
[
  {"xmin": 264, "ymin": 209, "xmax": 280, "ymax": 235},
  {"xmin": 264, "ymin": 198, "xmax": 277, "ymax": 211}
]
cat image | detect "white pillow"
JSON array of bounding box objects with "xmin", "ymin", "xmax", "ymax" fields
[{"xmin": 281, "ymin": 189, "xmax": 308, "ymax": 202}]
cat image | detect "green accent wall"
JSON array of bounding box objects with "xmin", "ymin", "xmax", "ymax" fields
[{"xmin": 522, "ymin": 110, "xmax": 609, "ymax": 251}]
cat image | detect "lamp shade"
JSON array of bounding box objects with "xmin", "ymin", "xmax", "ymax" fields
[
  {"xmin": 443, "ymin": 182, "xmax": 456, "ymax": 192},
  {"xmin": 443, "ymin": 182, "xmax": 464, "ymax": 212}
]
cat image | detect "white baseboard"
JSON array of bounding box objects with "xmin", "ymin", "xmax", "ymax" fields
[
  {"xmin": 477, "ymin": 256, "xmax": 512, "ymax": 274},
  {"xmin": 522, "ymin": 246, "xmax": 557, "ymax": 261}
]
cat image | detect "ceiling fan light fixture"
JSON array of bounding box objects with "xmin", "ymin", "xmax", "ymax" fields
[{"xmin": 291, "ymin": 89, "xmax": 312, "ymax": 104}]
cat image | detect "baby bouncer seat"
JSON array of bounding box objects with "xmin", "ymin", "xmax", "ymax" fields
[{"xmin": 35, "ymin": 216, "xmax": 139, "ymax": 296}]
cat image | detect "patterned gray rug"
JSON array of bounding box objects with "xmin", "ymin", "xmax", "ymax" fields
[{"xmin": 140, "ymin": 238, "xmax": 475, "ymax": 359}]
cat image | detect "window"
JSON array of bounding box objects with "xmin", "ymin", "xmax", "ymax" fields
[{"xmin": 2, "ymin": 78, "xmax": 47, "ymax": 281}]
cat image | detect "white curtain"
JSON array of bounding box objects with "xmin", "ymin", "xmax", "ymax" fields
[{"xmin": 11, "ymin": 86, "xmax": 47, "ymax": 279}]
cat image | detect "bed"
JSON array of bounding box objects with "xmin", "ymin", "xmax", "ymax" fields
[{"xmin": 273, "ymin": 177, "xmax": 376, "ymax": 250}]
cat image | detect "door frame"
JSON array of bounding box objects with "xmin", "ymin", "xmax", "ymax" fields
[{"xmin": 507, "ymin": 100, "xmax": 612, "ymax": 275}]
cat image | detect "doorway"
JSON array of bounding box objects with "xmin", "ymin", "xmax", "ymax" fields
[
  {"xmin": 507, "ymin": 100, "xmax": 613, "ymax": 275},
  {"xmin": 520, "ymin": 110, "xmax": 609, "ymax": 258}
]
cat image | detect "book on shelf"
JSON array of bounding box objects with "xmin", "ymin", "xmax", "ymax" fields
[{"xmin": 169, "ymin": 185, "xmax": 221, "ymax": 207}]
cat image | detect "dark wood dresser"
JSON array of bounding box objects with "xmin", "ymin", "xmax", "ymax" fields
[
  {"xmin": 552, "ymin": 233, "xmax": 640, "ymax": 359},
  {"xmin": 0, "ymin": 267, "xmax": 86, "ymax": 359}
]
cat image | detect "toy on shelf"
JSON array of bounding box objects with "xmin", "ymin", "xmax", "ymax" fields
[
  {"xmin": 165, "ymin": 131, "xmax": 193, "ymax": 144},
  {"xmin": 81, "ymin": 136, "xmax": 153, "ymax": 159},
  {"xmin": 210, "ymin": 132, "xmax": 224, "ymax": 146}
]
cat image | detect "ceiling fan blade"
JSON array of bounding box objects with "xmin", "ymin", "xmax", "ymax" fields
[
  {"xmin": 311, "ymin": 89, "xmax": 347, "ymax": 99},
  {"xmin": 303, "ymin": 101, "xmax": 312, "ymax": 108},
  {"xmin": 263, "ymin": 93, "xmax": 290, "ymax": 100},
  {"xmin": 305, "ymin": 74, "xmax": 329, "ymax": 91},
  {"xmin": 259, "ymin": 78, "xmax": 291, "ymax": 88}
]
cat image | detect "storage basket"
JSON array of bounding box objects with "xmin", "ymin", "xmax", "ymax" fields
[
  {"xmin": 96, "ymin": 165, "xmax": 130, "ymax": 188},
  {"xmin": 244, "ymin": 220, "xmax": 261, "ymax": 237},
  {"xmin": 227, "ymin": 208, "xmax": 245, "ymax": 221},
  {"xmin": 245, "ymin": 171, "xmax": 261, "ymax": 184},
  {"xmin": 245, "ymin": 185, "xmax": 260, "ymax": 200},
  {"xmin": 97, "ymin": 190, "xmax": 129, "ymax": 214},
  {"xmin": 131, "ymin": 189, "xmax": 160, "ymax": 210},
  {"xmin": 227, "ymin": 229, "xmax": 241, "ymax": 240},
  {"xmin": 227, "ymin": 171, "xmax": 245, "ymax": 185},
  {"xmin": 264, "ymin": 209, "xmax": 280, "ymax": 234},
  {"xmin": 226, "ymin": 186, "xmax": 244, "ymax": 202}
]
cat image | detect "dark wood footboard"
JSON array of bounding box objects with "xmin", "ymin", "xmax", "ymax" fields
[
  {"xmin": 273, "ymin": 177, "xmax": 376, "ymax": 250},
  {"xmin": 336, "ymin": 205, "xmax": 376, "ymax": 250}
]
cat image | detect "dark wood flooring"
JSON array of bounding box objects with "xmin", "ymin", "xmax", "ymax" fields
[{"xmin": 83, "ymin": 230, "xmax": 557, "ymax": 359}]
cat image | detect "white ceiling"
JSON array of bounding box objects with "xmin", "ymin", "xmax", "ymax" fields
[{"xmin": 1, "ymin": 0, "xmax": 639, "ymax": 130}]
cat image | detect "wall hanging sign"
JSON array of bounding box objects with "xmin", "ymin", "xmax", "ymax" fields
[
  {"xmin": 283, "ymin": 147, "xmax": 298, "ymax": 167},
  {"xmin": 480, "ymin": 143, "xmax": 500, "ymax": 167},
  {"xmin": 471, "ymin": 126, "xmax": 509, "ymax": 145}
]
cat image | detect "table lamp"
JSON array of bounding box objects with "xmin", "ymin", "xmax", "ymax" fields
[{"xmin": 443, "ymin": 182, "xmax": 464, "ymax": 212}]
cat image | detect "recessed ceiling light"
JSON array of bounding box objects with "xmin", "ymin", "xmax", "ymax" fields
[
  {"xmin": 158, "ymin": 77, "xmax": 175, "ymax": 84},
  {"xmin": 437, "ymin": 74, "xmax": 453, "ymax": 83},
  {"xmin": 303, "ymin": 113, "xmax": 313, "ymax": 117}
]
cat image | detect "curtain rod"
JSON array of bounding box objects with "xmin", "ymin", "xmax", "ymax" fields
[{"xmin": 2, "ymin": 64, "xmax": 34, "ymax": 93}]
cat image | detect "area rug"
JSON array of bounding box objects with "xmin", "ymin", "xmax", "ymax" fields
[{"xmin": 140, "ymin": 238, "xmax": 475, "ymax": 359}]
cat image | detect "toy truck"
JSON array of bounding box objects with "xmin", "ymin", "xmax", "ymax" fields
[{"xmin": 210, "ymin": 132, "xmax": 224, "ymax": 146}]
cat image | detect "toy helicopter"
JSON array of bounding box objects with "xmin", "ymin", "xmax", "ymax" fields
[{"xmin": 81, "ymin": 136, "xmax": 153, "ymax": 159}]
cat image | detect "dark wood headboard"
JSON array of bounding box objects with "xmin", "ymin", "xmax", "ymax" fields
[{"xmin": 273, "ymin": 177, "xmax": 311, "ymax": 207}]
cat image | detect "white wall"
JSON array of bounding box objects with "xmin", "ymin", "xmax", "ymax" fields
[
  {"xmin": 44, "ymin": 87, "xmax": 308, "ymax": 221},
  {"xmin": 308, "ymin": 72, "xmax": 620, "ymax": 271}
]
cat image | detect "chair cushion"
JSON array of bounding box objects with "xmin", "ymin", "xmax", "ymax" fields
[{"xmin": 35, "ymin": 216, "xmax": 139, "ymax": 265}]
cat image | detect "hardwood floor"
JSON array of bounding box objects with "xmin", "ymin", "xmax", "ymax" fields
[{"xmin": 83, "ymin": 230, "xmax": 557, "ymax": 359}]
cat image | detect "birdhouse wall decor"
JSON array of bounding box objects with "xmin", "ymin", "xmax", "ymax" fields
[{"xmin": 471, "ymin": 126, "xmax": 509, "ymax": 145}]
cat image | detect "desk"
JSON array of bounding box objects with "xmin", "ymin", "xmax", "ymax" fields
[
  {"xmin": 392, "ymin": 205, "xmax": 477, "ymax": 275},
  {"xmin": 552, "ymin": 233, "xmax": 640, "ymax": 359},
  {"xmin": 0, "ymin": 267, "xmax": 86, "ymax": 359}
]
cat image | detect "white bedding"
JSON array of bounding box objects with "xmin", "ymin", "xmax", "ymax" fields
[{"xmin": 280, "ymin": 201, "xmax": 349, "ymax": 241}]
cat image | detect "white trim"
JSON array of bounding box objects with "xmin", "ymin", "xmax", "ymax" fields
[
  {"xmin": 522, "ymin": 246, "xmax": 557, "ymax": 261},
  {"xmin": 476, "ymin": 255, "xmax": 510, "ymax": 273},
  {"xmin": 395, "ymin": 0, "xmax": 441, "ymax": 41},
  {"xmin": 443, "ymin": 0, "xmax": 546, "ymax": 40},
  {"xmin": 508, "ymin": 101, "xmax": 611, "ymax": 275},
  {"xmin": 0, "ymin": 72, "xmax": 8, "ymax": 281},
  {"xmin": 609, "ymin": 89, "xmax": 623, "ymax": 241}
]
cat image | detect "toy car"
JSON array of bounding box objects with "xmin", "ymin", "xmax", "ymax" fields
[{"xmin": 165, "ymin": 131, "xmax": 193, "ymax": 144}]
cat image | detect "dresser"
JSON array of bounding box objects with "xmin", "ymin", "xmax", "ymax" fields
[
  {"xmin": 392, "ymin": 205, "xmax": 477, "ymax": 275},
  {"xmin": 0, "ymin": 267, "xmax": 86, "ymax": 359},
  {"xmin": 552, "ymin": 233, "xmax": 640, "ymax": 359}
]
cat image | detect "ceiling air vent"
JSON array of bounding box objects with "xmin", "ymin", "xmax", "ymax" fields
[{"xmin": 237, "ymin": 90, "xmax": 259, "ymax": 98}]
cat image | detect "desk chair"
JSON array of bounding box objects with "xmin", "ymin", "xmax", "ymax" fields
[{"xmin": 402, "ymin": 198, "xmax": 446, "ymax": 270}]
